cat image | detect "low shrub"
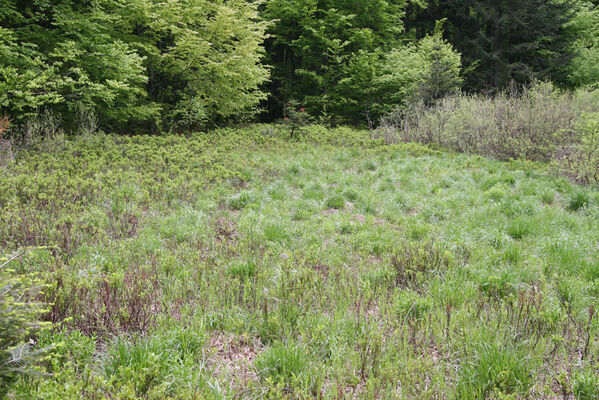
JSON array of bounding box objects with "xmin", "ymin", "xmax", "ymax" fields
[
  {"xmin": 553, "ymin": 112, "xmax": 599, "ymax": 185},
  {"xmin": 377, "ymin": 82, "xmax": 599, "ymax": 184},
  {"xmin": 46, "ymin": 265, "xmax": 161, "ymax": 336}
]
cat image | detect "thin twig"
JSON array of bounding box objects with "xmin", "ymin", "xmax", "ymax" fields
[{"xmin": 0, "ymin": 251, "xmax": 24, "ymax": 269}]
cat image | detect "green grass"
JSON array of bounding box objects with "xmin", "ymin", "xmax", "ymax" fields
[{"xmin": 1, "ymin": 124, "xmax": 599, "ymax": 399}]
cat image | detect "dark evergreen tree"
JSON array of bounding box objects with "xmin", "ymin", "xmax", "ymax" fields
[{"xmin": 405, "ymin": 0, "xmax": 576, "ymax": 91}]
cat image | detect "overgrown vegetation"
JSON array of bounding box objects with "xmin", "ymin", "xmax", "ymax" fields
[
  {"xmin": 378, "ymin": 82, "xmax": 599, "ymax": 184},
  {"xmin": 1, "ymin": 126, "xmax": 598, "ymax": 398},
  {"xmin": 2, "ymin": 0, "xmax": 599, "ymax": 398}
]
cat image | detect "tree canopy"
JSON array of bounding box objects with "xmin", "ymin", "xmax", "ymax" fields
[{"xmin": 0, "ymin": 0, "xmax": 598, "ymax": 132}]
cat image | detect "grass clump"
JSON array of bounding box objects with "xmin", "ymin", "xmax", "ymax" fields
[
  {"xmin": 264, "ymin": 222, "xmax": 289, "ymax": 242},
  {"xmin": 227, "ymin": 260, "xmax": 257, "ymax": 279},
  {"xmin": 506, "ymin": 216, "xmax": 536, "ymax": 239},
  {"xmin": 540, "ymin": 189, "xmax": 555, "ymax": 205},
  {"xmin": 457, "ymin": 338, "xmax": 533, "ymax": 399},
  {"xmin": 254, "ymin": 341, "xmax": 322, "ymax": 395},
  {"xmin": 227, "ymin": 191, "xmax": 255, "ymax": 210},
  {"xmin": 568, "ymin": 191, "xmax": 590, "ymax": 211},
  {"xmin": 572, "ymin": 368, "xmax": 599, "ymax": 400},
  {"xmin": 343, "ymin": 188, "xmax": 359, "ymax": 202},
  {"xmin": 324, "ymin": 194, "xmax": 345, "ymax": 210}
]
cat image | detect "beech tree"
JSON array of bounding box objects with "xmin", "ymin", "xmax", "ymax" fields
[{"xmin": 0, "ymin": 0, "xmax": 270, "ymax": 133}]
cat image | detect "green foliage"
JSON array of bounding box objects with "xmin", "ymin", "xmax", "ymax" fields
[
  {"xmin": 261, "ymin": 0, "xmax": 413, "ymax": 123},
  {"xmin": 283, "ymin": 100, "xmax": 311, "ymax": 138},
  {"xmin": 0, "ymin": 27, "xmax": 62, "ymax": 124},
  {"xmin": 567, "ymin": 2, "xmax": 599, "ymax": 89},
  {"xmin": 1, "ymin": 125, "xmax": 599, "ymax": 397},
  {"xmin": 0, "ymin": 250, "xmax": 52, "ymax": 393},
  {"xmin": 227, "ymin": 192, "xmax": 256, "ymax": 211},
  {"xmin": 324, "ymin": 194, "xmax": 345, "ymax": 210},
  {"xmin": 568, "ymin": 191, "xmax": 590, "ymax": 211},
  {"xmin": 137, "ymin": 0, "xmax": 270, "ymax": 131},
  {"xmin": 456, "ymin": 335, "xmax": 533, "ymax": 399},
  {"xmin": 506, "ymin": 216, "xmax": 536, "ymax": 239},
  {"xmin": 254, "ymin": 341, "xmax": 322, "ymax": 394},
  {"xmin": 0, "ymin": 0, "xmax": 269, "ymax": 134},
  {"xmin": 0, "ymin": 1, "xmax": 151, "ymax": 131},
  {"xmin": 102, "ymin": 329, "xmax": 207, "ymax": 398},
  {"xmin": 378, "ymin": 27, "xmax": 462, "ymax": 109},
  {"xmin": 405, "ymin": 0, "xmax": 575, "ymax": 90},
  {"xmin": 572, "ymin": 367, "xmax": 599, "ymax": 400},
  {"xmin": 553, "ymin": 112, "xmax": 599, "ymax": 184}
]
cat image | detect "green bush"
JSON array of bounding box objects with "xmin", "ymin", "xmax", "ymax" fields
[
  {"xmin": 377, "ymin": 28, "xmax": 462, "ymax": 108},
  {"xmin": 553, "ymin": 112, "xmax": 599, "ymax": 185}
]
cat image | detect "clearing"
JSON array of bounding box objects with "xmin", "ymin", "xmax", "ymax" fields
[{"xmin": 1, "ymin": 125, "xmax": 598, "ymax": 399}]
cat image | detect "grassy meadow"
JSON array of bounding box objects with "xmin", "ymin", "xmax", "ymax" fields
[{"xmin": 1, "ymin": 125, "xmax": 599, "ymax": 399}]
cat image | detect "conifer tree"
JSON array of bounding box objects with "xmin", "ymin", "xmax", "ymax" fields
[{"xmin": 405, "ymin": 0, "xmax": 575, "ymax": 90}]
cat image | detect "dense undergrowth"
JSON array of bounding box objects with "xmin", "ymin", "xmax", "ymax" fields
[
  {"xmin": 1, "ymin": 125, "xmax": 599, "ymax": 398},
  {"xmin": 378, "ymin": 83, "xmax": 599, "ymax": 185}
]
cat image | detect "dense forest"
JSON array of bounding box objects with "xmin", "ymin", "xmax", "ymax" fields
[{"xmin": 1, "ymin": 0, "xmax": 598, "ymax": 132}]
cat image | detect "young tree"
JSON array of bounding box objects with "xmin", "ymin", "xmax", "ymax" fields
[{"xmin": 376, "ymin": 28, "xmax": 462, "ymax": 109}]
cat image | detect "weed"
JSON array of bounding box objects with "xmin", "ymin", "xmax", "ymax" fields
[
  {"xmin": 254, "ymin": 341, "xmax": 321, "ymax": 394},
  {"xmin": 572, "ymin": 368, "xmax": 599, "ymax": 400},
  {"xmin": 390, "ymin": 241, "xmax": 450, "ymax": 290}
]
